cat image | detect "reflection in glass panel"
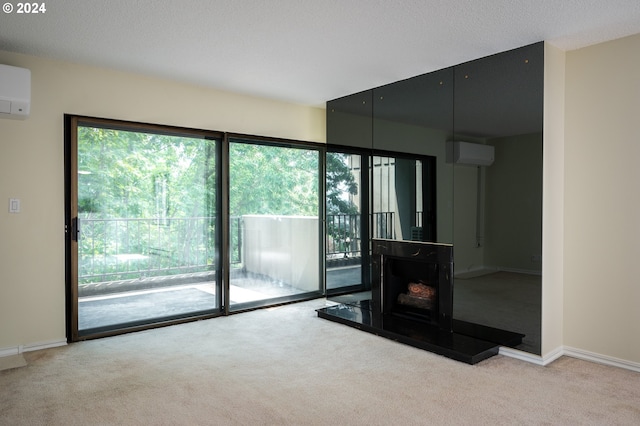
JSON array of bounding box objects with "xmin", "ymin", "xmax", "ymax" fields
[
  {"xmin": 229, "ymin": 141, "xmax": 321, "ymax": 308},
  {"xmin": 77, "ymin": 126, "xmax": 219, "ymax": 334},
  {"xmin": 451, "ymin": 42, "xmax": 543, "ymax": 354},
  {"xmin": 326, "ymin": 90, "xmax": 373, "ymax": 149},
  {"xmin": 326, "ymin": 152, "xmax": 364, "ymax": 293},
  {"xmin": 372, "ymin": 68, "xmax": 454, "ymax": 245},
  {"xmin": 371, "ymin": 155, "xmax": 427, "ymax": 242}
]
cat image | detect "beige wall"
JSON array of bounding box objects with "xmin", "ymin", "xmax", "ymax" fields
[
  {"xmin": 563, "ymin": 33, "xmax": 640, "ymax": 363},
  {"xmin": 0, "ymin": 50, "xmax": 325, "ymax": 351},
  {"xmin": 542, "ymin": 42, "xmax": 565, "ymax": 357}
]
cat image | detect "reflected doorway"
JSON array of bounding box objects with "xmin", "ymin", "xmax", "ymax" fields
[{"xmin": 325, "ymin": 150, "xmax": 437, "ymax": 302}]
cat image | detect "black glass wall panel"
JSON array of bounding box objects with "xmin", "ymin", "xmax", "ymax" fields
[
  {"xmin": 326, "ymin": 90, "xmax": 373, "ymax": 149},
  {"xmin": 325, "ymin": 41, "xmax": 544, "ymax": 355},
  {"xmin": 451, "ymin": 42, "xmax": 543, "ymax": 354},
  {"xmin": 373, "ymin": 68, "xmax": 454, "ymax": 155},
  {"xmin": 373, "ymin": 68, "xmax": 454, "ymax": 244},
  {"xmin": 370, "ymin": 154, "xmax": 437, "ymax": 242},
  {"xmin": 454, "ymin": 43, "xmax": 543, "ymax": 139}
]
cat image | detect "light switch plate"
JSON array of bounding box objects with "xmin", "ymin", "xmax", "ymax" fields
[{"xmin": 9, "ymin": 198, "xmax": 20, "ymax": 213}]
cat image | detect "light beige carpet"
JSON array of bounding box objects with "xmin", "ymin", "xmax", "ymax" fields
[
  {"xmin": 0, "ymin": 353, "xmax": 27, "ymax": 372},
  {"xmin": 1, "ymin": 298, "xmax": 639, "ymax": 425}
]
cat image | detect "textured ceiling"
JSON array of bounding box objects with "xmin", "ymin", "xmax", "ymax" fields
[{"xmin": 1, "ymin": 0, "xmax": 640, "ymax": 106}]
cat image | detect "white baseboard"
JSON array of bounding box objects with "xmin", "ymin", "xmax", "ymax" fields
[
  {"xmin": 500, "ymin": 345, "xmax": 640, "ymax": 372},
  {"xmin": 499, "ymin": 346, "xmax": 553, "ymax": 366},
  {"xmin": 563, "ymin": 346, "xmax": 640, "ymax": 373},
  {"xmin": 0, "ymin": 346, "xmax": 20, "ymax": 357},
  {"xmin": 0, "ymin": 340, "xmax": 67, "ymax": 358}
]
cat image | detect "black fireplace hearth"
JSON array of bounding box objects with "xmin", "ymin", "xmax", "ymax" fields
[{"xmin": 317, "ymin": 239, "xmax": 524, "ymax": 364}]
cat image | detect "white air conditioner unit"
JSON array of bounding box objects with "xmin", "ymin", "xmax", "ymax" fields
[
  {"xmin": 0, "ymin": 64, "xmax": 31, "ymax": 120},
  {"xmin": 446, "ymin": 141, "xmax": 494, "ymax": 166}
]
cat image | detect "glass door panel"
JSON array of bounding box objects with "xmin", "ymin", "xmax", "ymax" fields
[
  {"xmin": 228, "ymin": 140, "xmax": 321, "ymax": 309},
  {"xmin": 74, "ymin": 121, "xmax": 220, "ymax": 336},
  {"xmin": 326, "ymin": 152, "xmax": 366, "ymax": 295}
]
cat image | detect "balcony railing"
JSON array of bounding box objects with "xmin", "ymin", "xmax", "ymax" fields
[
  {"xmin": 78, "ymin": 216, "xmax": 242, "ymax": 284},
  {"xmin": 79, "ymin": 213, "xmax": 395, "ymax": 284},
  {"xmin": 326, "ymin": 212, "xmax": 394, "ymax": 260}
]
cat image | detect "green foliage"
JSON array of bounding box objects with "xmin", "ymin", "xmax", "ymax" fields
[
  {"xmin": 229, "ymin": 142, "xmax": 319, "ymax": 216},
  {"xmin": 76, "ymin": 127, "xmax": 361, "ymax": 282},
  {"xmin": 77, "ymin": 126, "xmax": 217, "ymax": 282},
  {"xmin": 324, "ymin": 152, "xmax": 361, "ymax": 255},
  {"xmin": 326, "ymin": 152, "xmax": 359, "ymax": 215},
  {"xmin": 77, "ymin": 126, "xmax": 216, "ymax": 220}
]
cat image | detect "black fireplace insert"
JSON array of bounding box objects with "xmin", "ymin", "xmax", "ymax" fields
[{"xmin": 372, "ymin": 239, "xmax": 453, "ymax": 333}]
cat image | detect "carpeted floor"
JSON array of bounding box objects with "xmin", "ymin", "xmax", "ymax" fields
[
  {"xmin": 0, "ymin": 354, "xmax": 26, "ymax": 372},
  {"xmin": 1, "ymin": 298, "xmax": 639, "ymax": 425}
]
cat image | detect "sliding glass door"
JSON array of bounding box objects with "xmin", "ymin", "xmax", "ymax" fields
[
  {"xmin": 67, "ymin": 117, "xmax": 222, "ymax": 339},
  {"xmin": 66, "ymin": 118, "xmax": 326, "ymax": 339},
  {"xmin": 228, "ymin": 138, "xmax": 323, "ymax": 310}
]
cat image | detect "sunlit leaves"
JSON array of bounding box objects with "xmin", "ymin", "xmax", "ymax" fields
[
  {"xmin": 229, "ymin": 143, "xmax": 319, "ymax": 217},
  {"xmin": 77, "ymin": 126, "xmax": 215, "ymax": 219}
]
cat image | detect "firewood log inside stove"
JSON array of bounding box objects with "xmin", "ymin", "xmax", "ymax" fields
[
  {"xmin": 397, "ymin": 281, "xmax": 436, "ymax": 310},
  {"xmin": 407, "ymin": 281, "xmax": 435, "ymax": 299}
]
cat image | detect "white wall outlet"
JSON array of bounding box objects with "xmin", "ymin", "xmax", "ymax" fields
[{"xmin": 9, "ymin": 198, "xmax": 21, "ymax": 213}]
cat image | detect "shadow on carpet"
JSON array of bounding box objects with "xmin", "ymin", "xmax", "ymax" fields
[{"xmin": 79, "ymin": 288, "xmax": 217, "ymax": 330}]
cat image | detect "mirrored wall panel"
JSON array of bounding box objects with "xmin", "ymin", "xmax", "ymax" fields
[
  {"xmin": 325, "ymin": 41, "xmax": 544, "ymax": 355},
  {"xmin": 373, "ymin": 68, "xmax": 454, "ymax": 244},
  {"xmin": 326, "ymin": 90, "xmax": 373, "ymax": 149},
  {"xmin": 451, "ymin": 42, "xmax": 543, "ymax": 354},
  {"xmin": 370, "ymin": 155, "xmax": 436, "ymax": 242}
]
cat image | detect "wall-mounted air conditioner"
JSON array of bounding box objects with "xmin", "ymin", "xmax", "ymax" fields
[
  {"xmin": 0, "ymin": 64, "xmax": 31, "ymax": 120},
  {"xmin": 446, "ymin": 141, "xmax": 494, "ymax": 166}
]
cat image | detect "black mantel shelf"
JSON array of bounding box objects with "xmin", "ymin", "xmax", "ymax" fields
[{"xmin": 317, "ymin": 300, "xmax": 524, "ymax": 365}]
